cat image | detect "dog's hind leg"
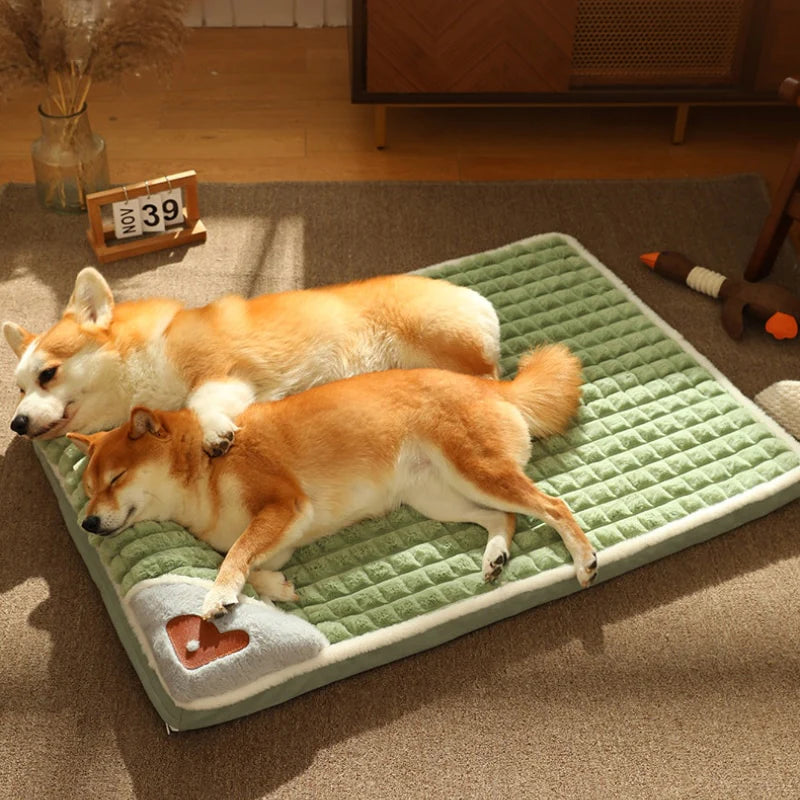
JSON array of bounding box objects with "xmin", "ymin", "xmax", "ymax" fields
[
  {"xmin": 426, "ymin": 440, "xmax": 597, "ymax": 588},
  {"xmin": 395, "ymin": 283, "xmax": 501, "ymax": 378},
  {"xmin": 453, "ymin": 462, "xmax": 596, "ymax": 588},
  {"xmin": 201, "ymin": 498, "xmax": 312, "ymax": 619},
  {"xmin": 402, "ymin": 477, "xmax": 517, "ymax": 583}
]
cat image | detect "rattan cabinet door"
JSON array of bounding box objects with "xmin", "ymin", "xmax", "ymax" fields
[
  {"xmin": 571, "ymin": 0, "xmax": 754, "ymax": 87},
  {"xmin": 365, "ymin": 0, "xmax": 578, "ymax": 94}
]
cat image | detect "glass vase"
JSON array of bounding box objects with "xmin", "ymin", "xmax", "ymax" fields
[{"xmin": 31, "ymin": 103, "xmax": 110, "ymax": 213}]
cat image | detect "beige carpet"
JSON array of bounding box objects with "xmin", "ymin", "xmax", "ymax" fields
[{"xmin": 1, "ymin": 177, "xmax": 799, "ymax": 799}]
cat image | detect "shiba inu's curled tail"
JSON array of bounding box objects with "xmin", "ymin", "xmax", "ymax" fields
[{"xmin": 503, "ymin": 343, "xmax": 583, "ymax": 438}]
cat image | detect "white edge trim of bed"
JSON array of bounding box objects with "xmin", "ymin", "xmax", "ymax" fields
[{"xmin": 118, "ymin": 231, "xmax": 800, "ymax": 712}]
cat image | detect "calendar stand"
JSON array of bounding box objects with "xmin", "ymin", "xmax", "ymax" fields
[{"xmin": 85, "ymin": 170, "xmax": 207, "ymax": 264}]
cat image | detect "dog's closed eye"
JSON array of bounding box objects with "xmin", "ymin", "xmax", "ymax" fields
[
  {"xmin": 38, "ymin": 365, "xmax": 58, "ymax": 386},
  {"xmin": 109, "ymin": 471, "xmax": 126, "ymax": 486}
]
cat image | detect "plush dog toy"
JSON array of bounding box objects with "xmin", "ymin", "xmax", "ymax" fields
[{"xmin": 640, "ymin": 251, "xmax": 800, "ymax": 341}]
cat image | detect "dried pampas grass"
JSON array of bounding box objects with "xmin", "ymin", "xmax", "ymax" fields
[
  {"xmin": 0, "ymin": 3, "xmax": 46, "ymax": 97},
  {"xmin": 0, "ymin": 0, "xmax": 190, "ymax": 114}
]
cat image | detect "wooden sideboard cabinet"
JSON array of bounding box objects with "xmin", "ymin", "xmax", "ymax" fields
[{"xmin": 348, "ymin": 0, "xmax": 800, "ymax": 146}]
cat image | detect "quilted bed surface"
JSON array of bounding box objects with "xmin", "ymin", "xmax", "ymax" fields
[
  {"xmin": 42, "ymin": 234, "xmax": 800, "ymax": 639},
  {"xmin": 36, "ymin": 233, "xmax": 800, "ymax": 728}
]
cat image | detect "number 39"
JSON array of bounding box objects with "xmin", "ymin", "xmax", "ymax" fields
[
  {"xmin": 112, "ymin": 188, "xmax": 185, "ymax": 240},
  {"xmin": 140, "ymin": 188, "xmax": 184, "ymax": 233}
]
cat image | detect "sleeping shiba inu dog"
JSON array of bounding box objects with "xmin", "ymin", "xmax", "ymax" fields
[
  {"xmin": 68, "ymin": 344, "xmax": 597, "ymax": 620},
  {"xmin": 3, "ymin": 267, "xmax": 500, "ymax": 455}
]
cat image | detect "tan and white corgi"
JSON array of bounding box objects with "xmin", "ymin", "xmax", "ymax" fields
[
  {"xmin": 69, "ymin": 344, "xmax": 597, "ymax": 620},
  {"xmin": 3, "ymin": 267, "xmax": 500, "ymax": 455}
]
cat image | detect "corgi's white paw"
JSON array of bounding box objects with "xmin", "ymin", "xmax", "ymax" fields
[
  {"xmin": 200, "ymin": 415, "xmax": 238, "ymax": 458},
  {"xmin": 482, "ymin": 535, "xmax": 509, "ymax": 583},
  {"xmin": 201, "ymin": 585, "xmax": 239, "ymax": 619},
  {"xmin": 249, "ymin": 570, "xmax": 299, "ymax": 602},
  {"xmin": 576, "ymin": 551, "xmax": 598, "ymax": 588}
]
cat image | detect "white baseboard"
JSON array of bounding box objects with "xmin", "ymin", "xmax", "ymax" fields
[
  {"xmin": 183, "ymin": 0, "xmax": 346, "ymax": 27},
  {"xmin": 295, "ymin": 0, "xmax": 325, "ymax": 28},
  {"xmin": 323, "ymin": 0, "xmax": 347, "ymax": 26},
  {"xmin": 199, "ymin": 0, "xmax": 234, "ymax": 26}
]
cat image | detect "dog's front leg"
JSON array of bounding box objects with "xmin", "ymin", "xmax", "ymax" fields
[
  {"xmin": 201, "ymin": 498, "xmax": 312, "ymax": 619},
  {"xmin": 187, "ymin": 379, "xmax": 255, "ymax": 457}
]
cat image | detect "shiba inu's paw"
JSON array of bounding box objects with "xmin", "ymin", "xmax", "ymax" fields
[
  {"xmin": 576, "ymin": 551, "xmax": 598, "ymax": 588},
  {"xmin": 249, "ymin": 570, "xmax": 299, "ymax": 603},
  {"xmin": 201, "ymin": 585, "xmax": 239, "ymax": 619},
  {"xmin": 202, "ymin": 427, "xmax": 235, "ymax": 458},
  {"xmin": 482, "ymin": 535, "xmax": 509, "ymax": 583}
]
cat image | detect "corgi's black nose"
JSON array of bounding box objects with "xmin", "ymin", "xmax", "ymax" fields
[
  {"xmin": 82, "ymin": 515, "xmax": 101, "ymax": 533},
  {"xmin": 10, "ymin": 414, "xmax": 28, "ymax": 435}
]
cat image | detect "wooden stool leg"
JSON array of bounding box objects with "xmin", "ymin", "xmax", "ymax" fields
[
  {"xmin": 374, "ymin": 105, "xmax": 387, "ymax": 150},
  {"xmin": 745, "ymin": 142, "xmax": 800, "ymax": 281},
  {"xmin": 672, "ymin": 104, "xmax": 690, "ymax": 144}
]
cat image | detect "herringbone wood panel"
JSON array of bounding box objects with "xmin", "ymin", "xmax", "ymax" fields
[{"xmin": 366, "ymin": 0, "xmax": 578, "ymax": 93}]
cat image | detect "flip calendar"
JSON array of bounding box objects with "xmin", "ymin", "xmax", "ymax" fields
[{"xmin": 85, "ymin": 171, "xmax": 206, "ymax": 264}]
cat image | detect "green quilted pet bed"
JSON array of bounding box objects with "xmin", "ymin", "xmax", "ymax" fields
[{"xmin": 35, "ymin": 233, "xmax": 800, "ymax": 731}]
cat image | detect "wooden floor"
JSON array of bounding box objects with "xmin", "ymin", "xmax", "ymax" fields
[{"xmin": 0, "ymin": 27, "xmax": 799, "ymax": 190}]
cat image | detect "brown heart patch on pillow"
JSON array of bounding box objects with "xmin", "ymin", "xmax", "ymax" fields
[{"xmin": 166, "ymin": 614, "xmax": 249, "ymax": 670}]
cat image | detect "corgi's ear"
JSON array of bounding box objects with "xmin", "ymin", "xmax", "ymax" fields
[
  {"xmin": 3, "ymin": 321, "xmax": 34, "ymax": 358},
  {"xmin": 66, "ymin": 267, "xmax": 114, "ymax": 330},
  {"xmin": 129, "ymin": 407, "xmax": 170, "ymax": 441},
  {"xmin": 67, "ymin": 430, "xmax": 106, "ymax": 455}
]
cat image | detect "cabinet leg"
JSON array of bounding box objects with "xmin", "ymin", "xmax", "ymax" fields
[
  {"xmin": 672, "ymin": 104, "xmax": 689, "ymax": 144},
  {"xmin": 374, "ymin": 105, "xmax": 387, "ymax": 150}
]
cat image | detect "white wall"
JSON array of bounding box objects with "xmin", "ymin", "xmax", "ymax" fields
[{"xmin": 182, "ymin": 0, "xmax": 347, "ymax": 27}]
